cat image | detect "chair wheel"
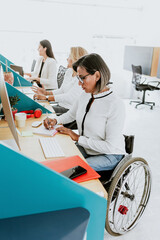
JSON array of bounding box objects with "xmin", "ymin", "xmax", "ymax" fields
[{"xmin": 105, "ymin": 157, "xmax": 151, "ymax": 236}]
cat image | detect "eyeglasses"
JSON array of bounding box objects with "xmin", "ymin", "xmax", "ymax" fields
[{"xmin": 76, "ymin": 73, "xmax": 90, "ymax": 83}]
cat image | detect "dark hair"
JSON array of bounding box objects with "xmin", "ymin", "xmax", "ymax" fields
[
  {"xmin": 72, "ymin": 53, "xmax": 111, "ymax": 93},
  {"xmin": 40, "ymin": 40, "xmax": 55, "ymax": 59}
]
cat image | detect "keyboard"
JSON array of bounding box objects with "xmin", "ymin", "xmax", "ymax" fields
[{"xmin": 39, "ymin": 137, "xmax": 65, "ymax": 158}]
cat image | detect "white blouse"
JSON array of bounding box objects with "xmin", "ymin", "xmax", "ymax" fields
[
  {"xmin": 55, "ymin": 90, "xmax": 126, "ymax": 155},
  {"xmin": 31, "ymin": 56, "xmax": 57, "ymax": 90},
  {"xmin": 52, "ymin": 68, "xmax": 83, "ymax": 109}
]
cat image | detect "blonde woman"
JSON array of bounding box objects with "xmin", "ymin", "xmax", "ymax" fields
[{"xmin": 32, "ymin": 47, "xmax": 88, "ymax": 115}]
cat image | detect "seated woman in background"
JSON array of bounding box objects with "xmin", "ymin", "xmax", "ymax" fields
[
  {"xmin": 33, "ymin": 46, "xmax": 88, "ymax": 115},
  {"xmin": 44, "ymin": 53, "xmax": 126, "ymax": 171},
  {"xmin": 25, "ymin": 39, "xmax": 57, "ymax": 90}
]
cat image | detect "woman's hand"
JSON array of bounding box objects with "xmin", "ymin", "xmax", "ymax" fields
[
  {"xmin": 48, "ymin": 95, "xmax": 55, "ymax": 101},
  {"xmin": 33, "ymin": 94, "xmax": 46, "ymax": 100},
  {"xmin": 24, "ymin": 73, "xmax": 31, "ymax": 77},
  {"xmin": 56, "ymin": 126, "xmax": 80, "ymax": 141},
  {"xmin": 44, "ymin": 118, "xmax": 57, "ymax": 129},
  {"xmin": 32, "ymin": 85, "xmax": 46, "ymax": 95}
]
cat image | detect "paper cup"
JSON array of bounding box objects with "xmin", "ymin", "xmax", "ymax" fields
[{"xmin": 15, "ymin": 113, "xmax": 26, "ymax": 128}]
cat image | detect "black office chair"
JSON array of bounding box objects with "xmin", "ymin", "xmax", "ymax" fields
[{"xmin": 130, "ymin": 64, "xmax": 160, "ymax": 109}]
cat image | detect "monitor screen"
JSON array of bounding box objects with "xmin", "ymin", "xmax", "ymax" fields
[
  {"xmin": 0, "ymin": 65, "xmax": 20, "ymax": 150},
  {"xmin": 10, "ymin": 64, "xmax": 24, "ymax": 77}
]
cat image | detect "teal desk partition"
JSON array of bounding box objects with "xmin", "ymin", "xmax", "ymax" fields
[
  {"xmin": 0, "ymin": 207, "xmax": 90, "ymax": 240},
  {"xmin": 0, "ymin": 82, "xmax": 52, "ymax": 114},
  {"xmin": 0, "ymin": 143, "xmax": 107, "ymax": 240},
  {"xmin": 0, "ymin": 54, "xmax": 13, "ymax": 67},
  {"xmin": 0, "ymin": 61, "xmax": 32, "ymax": 87}
]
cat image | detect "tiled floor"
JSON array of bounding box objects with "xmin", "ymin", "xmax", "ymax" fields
[{"xmin": 104, "ymin": 100, "xmax": 160, "ymax": 240}]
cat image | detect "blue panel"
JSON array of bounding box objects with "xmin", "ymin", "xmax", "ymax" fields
[
  {"xmin": 0, "ymin": 144, "xmax": 107, "ymax": 240},
  {"xmin": 0, "ymin": 207, "xmax": 90, "ymax": 240},
  {"xmin": 0, "ymin": 82, "xmax": 52, "ymax": 113},
  {"xmin": 0, "ymin": 54, "xmax": 13, "ymax": 67},
  {"xmin": 123, "ymin": 46, "xmax": 153, "ymax": 75},
  {"xmin": 0, "ymin": 61, "xmax": 32, "ymax": 87}
]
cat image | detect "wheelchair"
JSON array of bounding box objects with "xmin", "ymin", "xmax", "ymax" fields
[{"xmin": 97, "ymin": 135, "xmax": 152, "ymax": 236}]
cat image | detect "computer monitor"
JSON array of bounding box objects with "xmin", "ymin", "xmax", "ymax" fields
[
  {"xmin": 10, "ymin": 64, "xmax": 24, "ymax": 77},
  {"xmin": 0, "ymin": 64, "xmax": 20, "ymax": 150}
]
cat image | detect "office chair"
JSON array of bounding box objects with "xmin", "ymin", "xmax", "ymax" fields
[
  {"xmin": 130, "ymin": 64, "xmax": 160, "ymax": 109},
  {"xmin": 57, "ymin": 65, "xmax": 67, "ymax": 88},
  {"xmin": 31, "ymin": 59, "xmax": 36, "ymax": 72}
]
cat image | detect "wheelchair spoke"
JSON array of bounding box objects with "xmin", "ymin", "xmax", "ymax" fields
[{"xmin": 106, "ymin": 159, "xmax": 151, "ymax": 235}]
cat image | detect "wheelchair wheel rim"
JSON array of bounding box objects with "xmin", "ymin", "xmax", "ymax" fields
[{"xmin": 107, "ymin": 159, "xmax": 151, "ymax": 235}]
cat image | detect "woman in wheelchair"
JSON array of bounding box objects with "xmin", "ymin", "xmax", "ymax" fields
[
  {"xmin": 44, "ymin": 53, "xmax": 151, "ymax": 236},
  {"xmin": 44, "ymin": 53, "xmax": 126, "ymax": 171}
]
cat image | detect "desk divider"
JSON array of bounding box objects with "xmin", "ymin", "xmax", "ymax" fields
[
  {"xmin": 0, "ymin": 54, "xmax": 14, "ymax": 67},
  {"xmin": 0, "ymin": 82, "xmax": 52, "ymax": 114},
  {"xmin": 0, "ymin": 143, "xmax": 107, "ymax": 240},
  {"xmin": 0, "ymin": 207, "xmax": 90, "ymax": 240},
  {"xmin": 0, "ymin": 60, "xmax": 32, "ymax": 87}
]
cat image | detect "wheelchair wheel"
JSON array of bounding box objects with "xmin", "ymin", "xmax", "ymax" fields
[{"xmin": 105, "ymin": 157, "xmax": 151, "ymax": 236}]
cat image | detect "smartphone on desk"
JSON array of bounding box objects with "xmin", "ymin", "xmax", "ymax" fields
[{"xmin": 61, "ymin": 166, "xmax": 87, "ymax": 179}]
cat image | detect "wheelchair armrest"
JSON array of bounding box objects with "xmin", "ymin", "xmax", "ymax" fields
[{"xmin": 123, "ymin": 135, "xmax": 135, "ymax": 154}]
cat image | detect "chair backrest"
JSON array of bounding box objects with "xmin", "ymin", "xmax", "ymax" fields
[
  {"xmin": 31, "ymin": 59, "xmax": 36, "ymax": 72},
  {"xmin": 57, "ymin": 65, "xmax": 67, "ymax": 88},
  {"xmin": 131, "ymin": 64, "xmax": 142, "ymax": 85},
  {"xmin": 124, "ymin": 135, "xmax": 135, "ymax": 154}
]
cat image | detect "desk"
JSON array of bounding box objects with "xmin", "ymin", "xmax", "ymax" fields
[
  {"xmin": 141, "ymin": 74, "xmax": 160, "ymax": 83},
  {"xmin": 0, "ymin": 98, "xmax": 107, "ymax": 199}
]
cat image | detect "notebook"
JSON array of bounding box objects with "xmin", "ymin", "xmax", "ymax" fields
[
  {"xmin": 33, "ymin": 125, "xmax": 57, "ymax": 136},
  {"xmin": 41, "ymin": 155, "xmax": 100, "ymax": 183}
]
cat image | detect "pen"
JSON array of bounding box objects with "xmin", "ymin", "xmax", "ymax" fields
[{"xmin": 46, "ymin": 112, "xmax": 51, "ymax": 130}]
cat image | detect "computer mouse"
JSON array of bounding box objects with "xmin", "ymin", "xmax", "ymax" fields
[{"xmin": 32, "ymin": 121, "xmax": 42, "ymax": 128}]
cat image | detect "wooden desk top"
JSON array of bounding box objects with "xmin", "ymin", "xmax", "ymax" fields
[{"xmin": 0, "ymin": 96, "xmax": 108, "ymax": 199}]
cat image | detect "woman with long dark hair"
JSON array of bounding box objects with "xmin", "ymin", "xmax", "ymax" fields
[
  {"xmin": 32, "ymin": 46, "xmax": 88, "ymax": 114},
  {"xmin": 26, "ymin": 40, "xmax": 57, "ymax": 89}
]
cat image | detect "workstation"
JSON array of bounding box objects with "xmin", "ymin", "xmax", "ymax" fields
[
  {"xmin": 0, "ymin": 65, "xmax": 108, "ymax": 240},
  {"xmin": 0, "ymin": 53, "xmax": 152, "ymax": 239},
  {"xmin": 0, "ymin": 1, "xmax": 160, "ymax": 240}
]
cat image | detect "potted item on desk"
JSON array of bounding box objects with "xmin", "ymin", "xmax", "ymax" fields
[
  {"xmin": 3, "ymin": 60, "xmax": 14, "ymax": 85},
  {"xmin": 9, "ymin": 94, "xmax": 20, "ymax": 119}
]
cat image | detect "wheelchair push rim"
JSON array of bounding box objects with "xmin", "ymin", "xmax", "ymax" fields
[{"xmin": 106, "ymin": 157, "xmax": 151, "ymax": 236}]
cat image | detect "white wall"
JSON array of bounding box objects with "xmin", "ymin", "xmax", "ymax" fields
[{"xmin": 0, "ymin": 0, "xmax": 160, "ymax": 102}]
